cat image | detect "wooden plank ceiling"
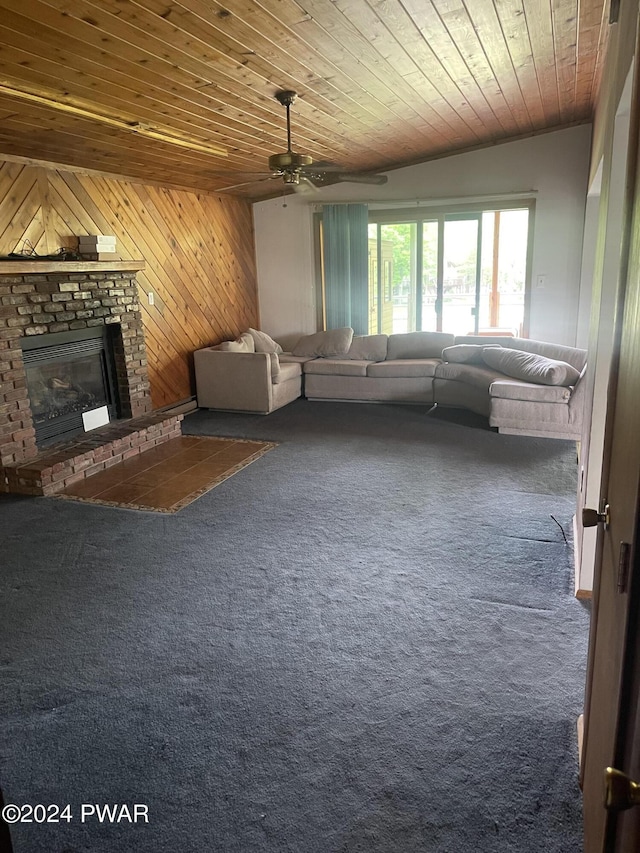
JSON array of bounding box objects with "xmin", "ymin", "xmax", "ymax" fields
[{"xmin": 0, "ymin": 0, "xmax": 609, "ymax": 200}]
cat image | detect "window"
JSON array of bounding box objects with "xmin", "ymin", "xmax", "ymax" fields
[{"xmin": 364, "ymin": 201, "xmax": 534, "ymax": 336}]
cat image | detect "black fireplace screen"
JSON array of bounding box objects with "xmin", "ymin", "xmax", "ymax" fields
[{"xmin": 22, "ymin": 329, "xmax": 119, "ymax": 446}]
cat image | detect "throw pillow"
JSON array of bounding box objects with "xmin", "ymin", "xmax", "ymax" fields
[
  {"xmin": 442, "ymin": 344, "xmax": 502, "ymax": 364},
  {"xmin": 217, "ymin": 331, "xmax": 255, "ymax": 353},
  {"xmin": 345, "ymin": 334, "xmax": 388, "ymax": 361},
  {"xmin": 481, "ymin": 347, "xmax": 581, "ymax": 386},
  {"xmin": 248, "ymin": 328, "xmax": 283, "ymax": 354},
  {"xmin": 292, "ymin": 327, "xmax": 354, "ymax": 358}
]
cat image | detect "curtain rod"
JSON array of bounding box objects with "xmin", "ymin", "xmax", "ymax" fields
[{"xmin": 312, "ymin": 190, "xmax": 538, "ymax": 210}]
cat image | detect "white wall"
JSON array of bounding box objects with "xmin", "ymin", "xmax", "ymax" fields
[
  {"xmin": 253, "ymin": 195, "xmax": 317, "ymax": 350},
  {"xmin": 253, "ymin": 125, "xmax": 592, "ymax": 347},
  {"xmin": 576, "ymin": 183, "xmax": 602, "ymax": 350}
]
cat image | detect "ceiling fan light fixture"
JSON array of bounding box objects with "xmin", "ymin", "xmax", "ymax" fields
[{"xmin": 282, "ymin": 170, "xmax": 300, "ymax": 185}]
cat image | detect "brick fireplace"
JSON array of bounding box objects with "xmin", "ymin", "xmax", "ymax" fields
[{"xmin": 1, "ymin": 261, "xmax": 183, "ymax": 495}]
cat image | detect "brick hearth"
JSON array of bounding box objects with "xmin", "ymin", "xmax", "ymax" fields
[
  {"xmin": 4, "ymin": 411, "xmax": 184, "ymax": 496},
  {"xmin": 0, "ymin": 261, "xmax": 181, "ymax": 496}
]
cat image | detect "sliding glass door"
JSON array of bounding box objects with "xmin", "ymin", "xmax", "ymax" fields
[
  {"xmin": 478, "ymin": 209, "xmax": 530, "ymax": 334},
  {"xmin": 441, "ymin": 214, "xmax": 482, "ymax": 335},
  {"xmin": 368, "ymin": 222, "xmax": 417, "ymax": 334},
  {"xmin": 364, "ymin": 202, "xmax": 532, "ymax": 337},
  {"xmin": 420, "ymin": 221, "xmax": 439, "ymax": 331}
]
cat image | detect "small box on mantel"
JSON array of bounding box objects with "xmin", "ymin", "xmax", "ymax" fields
[
  {"xmin": 79, "ymin": 252, "xmax": 120, "ymax": 261},
  {"xmin": 79, "ymin": 234, "xmax": 116, "ymax": 246},
  {"xmin": 78, "ymin": 234, "xmax": 117, "ymax": 255}
]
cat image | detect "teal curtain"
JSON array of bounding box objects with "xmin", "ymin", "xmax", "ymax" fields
[{"xmin": 322, "ymin": 203, "xmax": 368, "ymax": 335}]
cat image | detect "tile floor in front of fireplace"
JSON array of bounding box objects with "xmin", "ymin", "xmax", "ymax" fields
[{"xmin": 59, "ymin": 435, "xmax": 276, "ymax": 512}]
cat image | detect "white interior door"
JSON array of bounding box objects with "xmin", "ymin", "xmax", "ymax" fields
[
  {"xmin": 582, "ymin": 30, "xmax": 640, "ymax": 851},
  {"xmin": 577, "ymin": 66, "xmax": 634, "ymax": 596}
]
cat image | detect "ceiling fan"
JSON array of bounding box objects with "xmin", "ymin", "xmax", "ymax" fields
[{"xmin": 217, "ymin": 91, "xmax": 388, "ymax": 193}]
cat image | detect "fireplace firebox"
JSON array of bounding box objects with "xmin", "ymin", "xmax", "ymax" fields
[{"xmin": 21, "ymin": 327, "xmax": 120, "ymax": 447}]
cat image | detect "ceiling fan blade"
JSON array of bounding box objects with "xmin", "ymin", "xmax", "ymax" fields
[
  {"xmin": 299, "ymin": 161, "xmax": 344, "ymax": 174},
  {"xmin": 334, "ymin": 173, "xmax": 388, "ymax": 185},
  {"xmin": 294, "ymin": 175, "xmax": 320, "ymax": 194},
  {"xmin": 216, "ymin": 175, "xmax": 279, "ymax": 192},
  {"xmin": 207, "ymin": 171, "xmax": 275, "ymax": 179}
]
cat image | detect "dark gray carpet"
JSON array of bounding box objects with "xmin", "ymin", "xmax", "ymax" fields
[{"xmin": 0, "ymin": 400, "xmax": 588, "ymax": 852}]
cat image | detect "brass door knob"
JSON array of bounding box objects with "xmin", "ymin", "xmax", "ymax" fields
[
  {"xmin": 605, "ymin": 767, "xmax": 640, "ymax": 811},
  {"xmin": 582, "ymin": 505, "xmax": 610, "ymax": 528}
]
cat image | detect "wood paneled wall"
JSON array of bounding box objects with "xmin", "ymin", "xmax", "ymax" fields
[{"xmin": 0, "ymin": 159, "xmax": 259, "ymax": 408}]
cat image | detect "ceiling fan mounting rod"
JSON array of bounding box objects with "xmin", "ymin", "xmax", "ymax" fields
[
  {"xmin": 275, "ymin": 90, "xmax": 297, "ymax": 153},
  {"xmin": 269, "ymin": 90, "xmax": 313, "ymax": 177}
]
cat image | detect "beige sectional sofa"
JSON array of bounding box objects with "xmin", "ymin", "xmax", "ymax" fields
[
  {"xmin": 433, "ymin": 335, "xmax": 587, "ymax": 439},
  {"xmin": 194, "ymin": 329, "xmax": 302, "ymax": 414},
  {"xmin": 303, "ymin": 330, "xmax": 455, "ymax": 405},
  {"xmin": 194, "ymin": 327, "xmax": 587, "ymax": 440}
]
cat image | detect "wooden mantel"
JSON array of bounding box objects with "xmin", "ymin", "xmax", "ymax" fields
[{"xmin": 0, "ymin": 260, "xmax": 146, "ymax": 275}]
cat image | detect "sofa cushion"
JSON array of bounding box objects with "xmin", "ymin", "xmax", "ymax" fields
[
  {"xmin": 490, "ymin": 379, "xmax": 571, "ymax": 403},
  {"xmin": 457, "ymin": 335, "xmax": 587, "ymax": 371},
  {"xmin": 217, "ymin": 331, "xmax": 255, "ymax": 352},
  {"xmin": 435, "ymin": 362, "xmax": 508, "ymax": 390},
  {"xmin": 367, "ymin": 359, "xmax": 439, "ymax": 378},
  {"xmin": 269, "ymin": 352, "xmax": 280, "ymax": 382},
  {"xmin": 387, "ymin": 331, "xmax": 455, "ymax": 360},
  {"xmin": 455, "ymin": 335, "xmax": 516, "ymax": 347},
  {"xmin": 248, "ymin": 328, "xmax": 283, "ymax": 354},
  {"xmin": 292, "ymin": 327, "xmax": 354, "ymax": 358},
  {"xmin": 273, "ymin": 360, "xmax": 301, "ymax": 384},
  {"xmin": 442, "ymin": 343, "xmax": 502, "ymax": 364},
  {"xmin": 278, "ymin": 353, "xmax": 317, "ymax": 364},
  {"xmin": 345, "ymin": 334, "xmax": 388, "ymax": 361},
  {"xmin": 304, "ymin": 358, "xmax": 370, "ymax": 377},
  {"xmin": 481, "ymin": 347, "xmax": 581, "ymax": 386}
]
